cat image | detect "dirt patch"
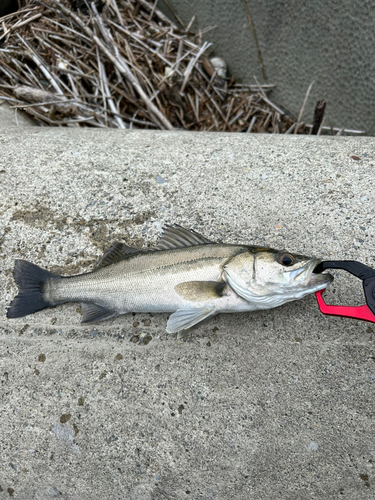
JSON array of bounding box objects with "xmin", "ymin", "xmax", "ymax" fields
[
  {"xmin": 0, "ymin": 226, "xmax": 10, "ymax": 250},
  {"xmin": 11, "ymin": 204, "xmax": 156, "ymax": 252},
  {"xmin": 11, "ymin": 205, "xmax": 57, "ymax": 228},
  {"xmin": 49, "ymin": 258, "xmax": 97, "ymax": 276},
  {"xmin": 8, "ymin": 205, "xmax": 157, "ymax": 276}
]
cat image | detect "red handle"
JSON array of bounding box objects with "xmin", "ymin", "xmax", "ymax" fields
[{"xmin": 315, "ymin": 290, "xmax": 375, "ymax": 323}]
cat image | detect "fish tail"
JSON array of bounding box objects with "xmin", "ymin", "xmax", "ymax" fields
[{"xmin": 7, "ymin": 260, "xmax": 61, "ymax": 319}]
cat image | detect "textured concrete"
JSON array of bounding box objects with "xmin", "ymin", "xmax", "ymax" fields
[
  {"xmin": 0, "ymin": 102, "xmax": 37, "ymax": 127},
  {"xmin": 0, "ymin": 128, "xmax": 375, "ymax": 499},
  {"xmin": 159, "ymin": 0, "xmax": 375, "ymax": 135},
  {"xmin": 0, "ymin": 0, "xmax": 17, "ymax": 18}
]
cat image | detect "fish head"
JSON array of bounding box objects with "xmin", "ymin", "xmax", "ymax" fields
[
  {"xmin": 253, "ymin": 249, "xmax": 333, "ymax": 294},
  {"xmin": 224, "ymin": 249, "xmax": 333, "ymax": 308}
]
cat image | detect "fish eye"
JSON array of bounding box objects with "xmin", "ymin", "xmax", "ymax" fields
[{"xmin": 278, "ymin": 253, "xmax": 295, "ymax": 266}]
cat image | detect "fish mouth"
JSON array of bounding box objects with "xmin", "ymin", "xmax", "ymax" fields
[{"xmin": 306, "ymin": 259, "xmax": 334, "ymax": 290}]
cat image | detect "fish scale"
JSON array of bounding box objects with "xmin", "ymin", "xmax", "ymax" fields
[
  {"xmin": 49, "ymin": 245, "xmax": 248, "ymax": 312},
  {"xmin": 6, "ymin": 225, "xmax": 333, "ymax": 333}
]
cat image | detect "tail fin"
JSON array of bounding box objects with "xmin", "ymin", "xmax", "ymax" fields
[{"xmin": 7, "ymin": 260, "xmax": 60, "ymax": 319}]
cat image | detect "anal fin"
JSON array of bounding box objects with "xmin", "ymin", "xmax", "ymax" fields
[
  {"xmin": 81, "ymin": 302, "xmax": 119, "ymax": 323},
  {"xmin": 166, "ymin": 308, "xmax": 215, "ymax": 333}
]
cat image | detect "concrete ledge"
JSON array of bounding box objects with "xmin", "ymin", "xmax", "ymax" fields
[
  {"xmin": 0, "ymin": 129, "xmax": 374, "ymax": 499},
  {"xmin": 0, "ymin": 102, "xmax": 37, "ymax": 127}
]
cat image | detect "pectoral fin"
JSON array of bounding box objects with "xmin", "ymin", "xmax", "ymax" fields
[
  {"xmin": 166, "ymin": 308, "xmax": 215, "ymax": 333},
  {"xmin": 81, "ymin": 302, "xmax": 119, "ymax": 323},
  {"xmin": 175, "ymin": 281, "xmax": 226, "ymax": 302}
]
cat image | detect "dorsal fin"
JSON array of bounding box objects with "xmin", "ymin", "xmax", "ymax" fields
[
  {"xmin": 94, "ymin": 225, "xmax": 214, "ymax": 270},
  {"xmin": 94, "ymin": 242, "xmax": 139, "ymax": 270},
  {"xmin": 154, "ymin": 224, "xmax": 214, "ymax": 251}
]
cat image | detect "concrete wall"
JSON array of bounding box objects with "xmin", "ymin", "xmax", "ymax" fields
[
  {"xmin": 159, "ymin": 0, "xmax": 375, "ymax": 135},
  {"xmin": 0, "ymin": 0, "xmax": 18, "ymax": 17}
]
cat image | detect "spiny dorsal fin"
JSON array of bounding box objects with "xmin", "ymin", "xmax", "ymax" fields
[
  {"xmin": 154, "ymin": 224, "xmax": 214, "ymax": 251},
  {"xmin": 175, "ymin": 281, "xmax": 226, "ymax": 302},
  {"xmin": 94, "ymin": 242, "xmax": 139, "ymax": 270},
  {"xmin": 95, "ymin": 225, "xmax": 214, "ymax": 270}
]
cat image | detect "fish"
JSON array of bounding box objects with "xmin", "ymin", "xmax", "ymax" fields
[{"xmin": 6, "ymin": 225, "xmax": 333, "ymax": 333}]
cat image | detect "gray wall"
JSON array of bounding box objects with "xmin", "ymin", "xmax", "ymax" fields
[
  {"xmin": 159, "ymin": 0, "xmax": 375, "ymax": 135},
  {"xmin": 0, "ymin": 1, "xmax": 18, "ymax": 17}
]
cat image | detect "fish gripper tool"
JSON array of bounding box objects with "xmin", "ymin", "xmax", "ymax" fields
[{"xmin": 314, "ymin": 260, "xmax": 375, "ymax": 323}]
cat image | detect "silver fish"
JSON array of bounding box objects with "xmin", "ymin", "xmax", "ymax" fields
[{"xmin": 7, "ymin": 225, "xmax": 333, "ymax": 333}]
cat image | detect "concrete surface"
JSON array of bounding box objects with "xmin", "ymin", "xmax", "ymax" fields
[
  {"xmin": 0, "ymin": 102, "xmax": 37, "ymax": 127},
  {"xmin": 0, "ymin": 0, "xmax": 17, "ymax": 18},
  {"xmin": 159, "ymin": 0, "xmax": 375, "ymax": 135},
  {"xmin": 0, "ymin": 128, "xmax": 375, "ymax": 499}
]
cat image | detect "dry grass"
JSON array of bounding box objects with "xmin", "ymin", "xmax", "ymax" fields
[{"xmin": 0, "ymin": 0, "xmax": 365, "ymax": 134}]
